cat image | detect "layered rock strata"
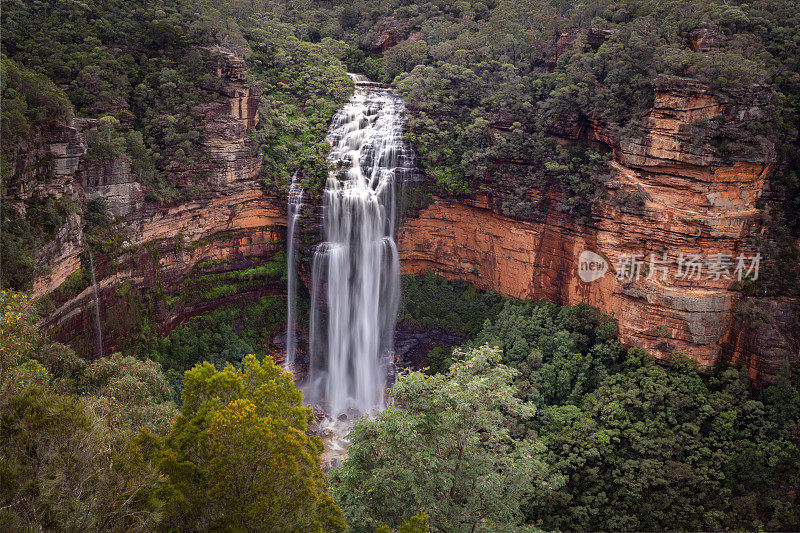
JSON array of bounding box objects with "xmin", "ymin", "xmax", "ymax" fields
[
  {"xmin": 19, "ymin": 48, "xmax": 286, "ymax": 356},
  {"xmin": 18, "ymin": 54, "xmax": 796, "ymax": 382},
  {"xmin": 398, "ymin": 75, "xmax": 795, "ymax": 383}
]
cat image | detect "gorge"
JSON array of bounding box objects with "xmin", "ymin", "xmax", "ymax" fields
[
  {"xmin": 21, "ymin": 51, "xmax": 795, "ymax": 386},
  {"xmin": 3, "ymin": 1, "xmax": 800, "ymax": 529}
]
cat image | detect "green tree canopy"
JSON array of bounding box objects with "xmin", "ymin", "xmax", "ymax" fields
[
  {"xmin": 0, "ymin": 292, "xmax": 165, "ymax": 531},
  {"xmin": 156, "ymin": 355, "xmax": 345, "ymax": 532},
  {"xmin": 331, "ymin": 345, "xmax": 557, "ymax": 532},
  {"xmin": 526, "ymin": 357, "xmax": 800, "ymax": 531}
]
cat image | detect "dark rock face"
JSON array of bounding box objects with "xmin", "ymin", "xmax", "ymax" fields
[
  {"xmin": 366, "ymin": 17, "xmax": 412, "ymax": 52},
  {"xmin": 689, "ymin": 24, "xmax": 728, "ymax": 53},
  {"xmin": 722, "ymin": 298, "xmax": 800, "ymax": 385},
  {"xmin": 394, "ymin": 325, "xmax": 463, "ymax": 370}
]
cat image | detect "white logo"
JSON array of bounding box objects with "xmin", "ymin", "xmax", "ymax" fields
[{"xmin": 578, "ymin": 250, "xmax": 608, "ymax": 283}]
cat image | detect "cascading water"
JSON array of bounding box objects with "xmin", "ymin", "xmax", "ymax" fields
[
  {"xmin": 285, "ymin": 171, "xmax": 304, "ymax": 371},
  {"xmin": 87, "ymin": 247, "xmax": 103, "ymax": 358},
  {"xmin": 306, "ymin": 75, "xmax": 413, "ymax": 420}
]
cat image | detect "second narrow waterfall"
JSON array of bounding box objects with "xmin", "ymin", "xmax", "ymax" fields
[
  {"xmin": 87, "ymin": 247, "xmax": 103, "ymax": 358},
  {"xmin": 285, "ymin": 172, "xmax": 304, "ymax": 370},
  {"xmin": 307, "ymin": 76, "xmax": 411, "ymax": 419}
]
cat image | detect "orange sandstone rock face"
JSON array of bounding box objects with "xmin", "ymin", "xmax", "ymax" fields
[
  {"xmin": 29, "ymin": 47, "xmax": 284, "ymax": 356},
  {"xmin": 398, "ymin": 194, "xmax": 758, "ymax": 370},
  {"xmin": 40, "ymin": 187, "xmax": 286, "ymax": 348},
  {"xmin": 399, "ymin": 76, "xmax": 784, "ymax": 381}
]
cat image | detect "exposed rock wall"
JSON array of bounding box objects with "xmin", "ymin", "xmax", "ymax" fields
[
  {"xmin": 80, "ymin": 157, "xmax": 145, "ymax": 217},
  {"xmin": 40, "ymin": 187, "xmax": 286, "ymax": 354},
  {"xmin": 367, "ymin": 17, "xmax": 413, "ymax": 52},
  {"xmin": 398, "ymin": 75, "xmax": 796, "ymax": 383},
  {"xmin": 20, "ymin": 48, "xmax": 287, "ymax": 357},
  {"xmin": 17, "ymin": 52, "xmax": 796, "ymax": 382},
  {"xmin": 721, "ymin": 298, "xmax": 800, "ymax": 381}
]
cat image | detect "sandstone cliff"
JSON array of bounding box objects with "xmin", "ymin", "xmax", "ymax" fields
[
  {"xmin": 17, "ymin": 52, "xmax": 797, "ymax": 382},
  {"xmin": 398, "ymin": 75, "xmax": 796, "ymax": 384},
  {"xmin": 16, "ymin": 48, "xmax": 286, "ymax": 358}
]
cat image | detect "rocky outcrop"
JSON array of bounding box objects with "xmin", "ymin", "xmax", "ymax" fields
[
  {"xmin": 80, "ymin": 157, "xmax": 145, "ymax": 217},
  {"xmin": 4, "ymin": 124, "xmax": 86, "ymax": 208},
  {"xmin": 199, "ymin": 46, "xmax": 261, "ymax": 186},
  {"xmin": 548, "ymin": 27, "xmax": 613, "ymax": 70},
  {"xmin": 398, "ymin": 75, "xmax": 794, "ymax": 383},
  {"xmin": 721, "ymin": 298, "xmax": 800, "ymax": 381},
  {"xmin": 689, "ymin": 24, "xmax": 727, "ymax": 53},
  {"xmin": 366, "ymin": 17, "xmax": 413, "ymax": 52},
  {"xmin": 393, "ymin": 326, "xmax": 463, "ymax": 369},
  {"xmin": 21, "ymin": 48, "xmax": 287, "ymax": 358},
  {"xmin": 40, "ymin": 186, "xmax": 286, "ymax": 355}
]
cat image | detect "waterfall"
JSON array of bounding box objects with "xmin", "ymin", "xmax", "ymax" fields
[
  {"xmin": 285, "ymin": 172, "xmax": 304, "ymax": 370},
  {"xmin": 87, "ymin": 247, "xmax": 103, "ymax": 358},
  {"xmin": 307, "ymin": 75, "xmax": 412, "ymax": 419}
]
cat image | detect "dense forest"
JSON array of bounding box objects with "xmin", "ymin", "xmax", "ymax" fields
[
  {"xmin": 3, "ymin": 275, "xmax": 799, "ymax": 530},
  {"xmin": 2, "ymin": 0, "xmax": 800, "ymax": 531}
]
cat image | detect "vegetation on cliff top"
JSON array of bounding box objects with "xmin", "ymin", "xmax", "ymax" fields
[
  {"xmin": 0, "ymin": 0, "xmax": 352, "ymax": 290},
  {"xmin": 284, "ymin": 0, "xmax": 796, "ymax": 221},
  {"xmin": 4, "ymin": 0, "xmax": 799, "ymax": 289}
]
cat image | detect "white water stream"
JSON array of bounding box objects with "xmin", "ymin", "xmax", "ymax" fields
[
  {"xmin": 285, "ymin": 171, "xmax": 304, "ymax": 369},
  {"xmin": 306, "ymin": 75, "xmax": 411, "ymax": 420}
]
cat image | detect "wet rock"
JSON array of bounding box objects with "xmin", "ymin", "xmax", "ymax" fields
[{"xmin": 394, "ymin": 326, "xmax": 463, "ymax": 369}]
